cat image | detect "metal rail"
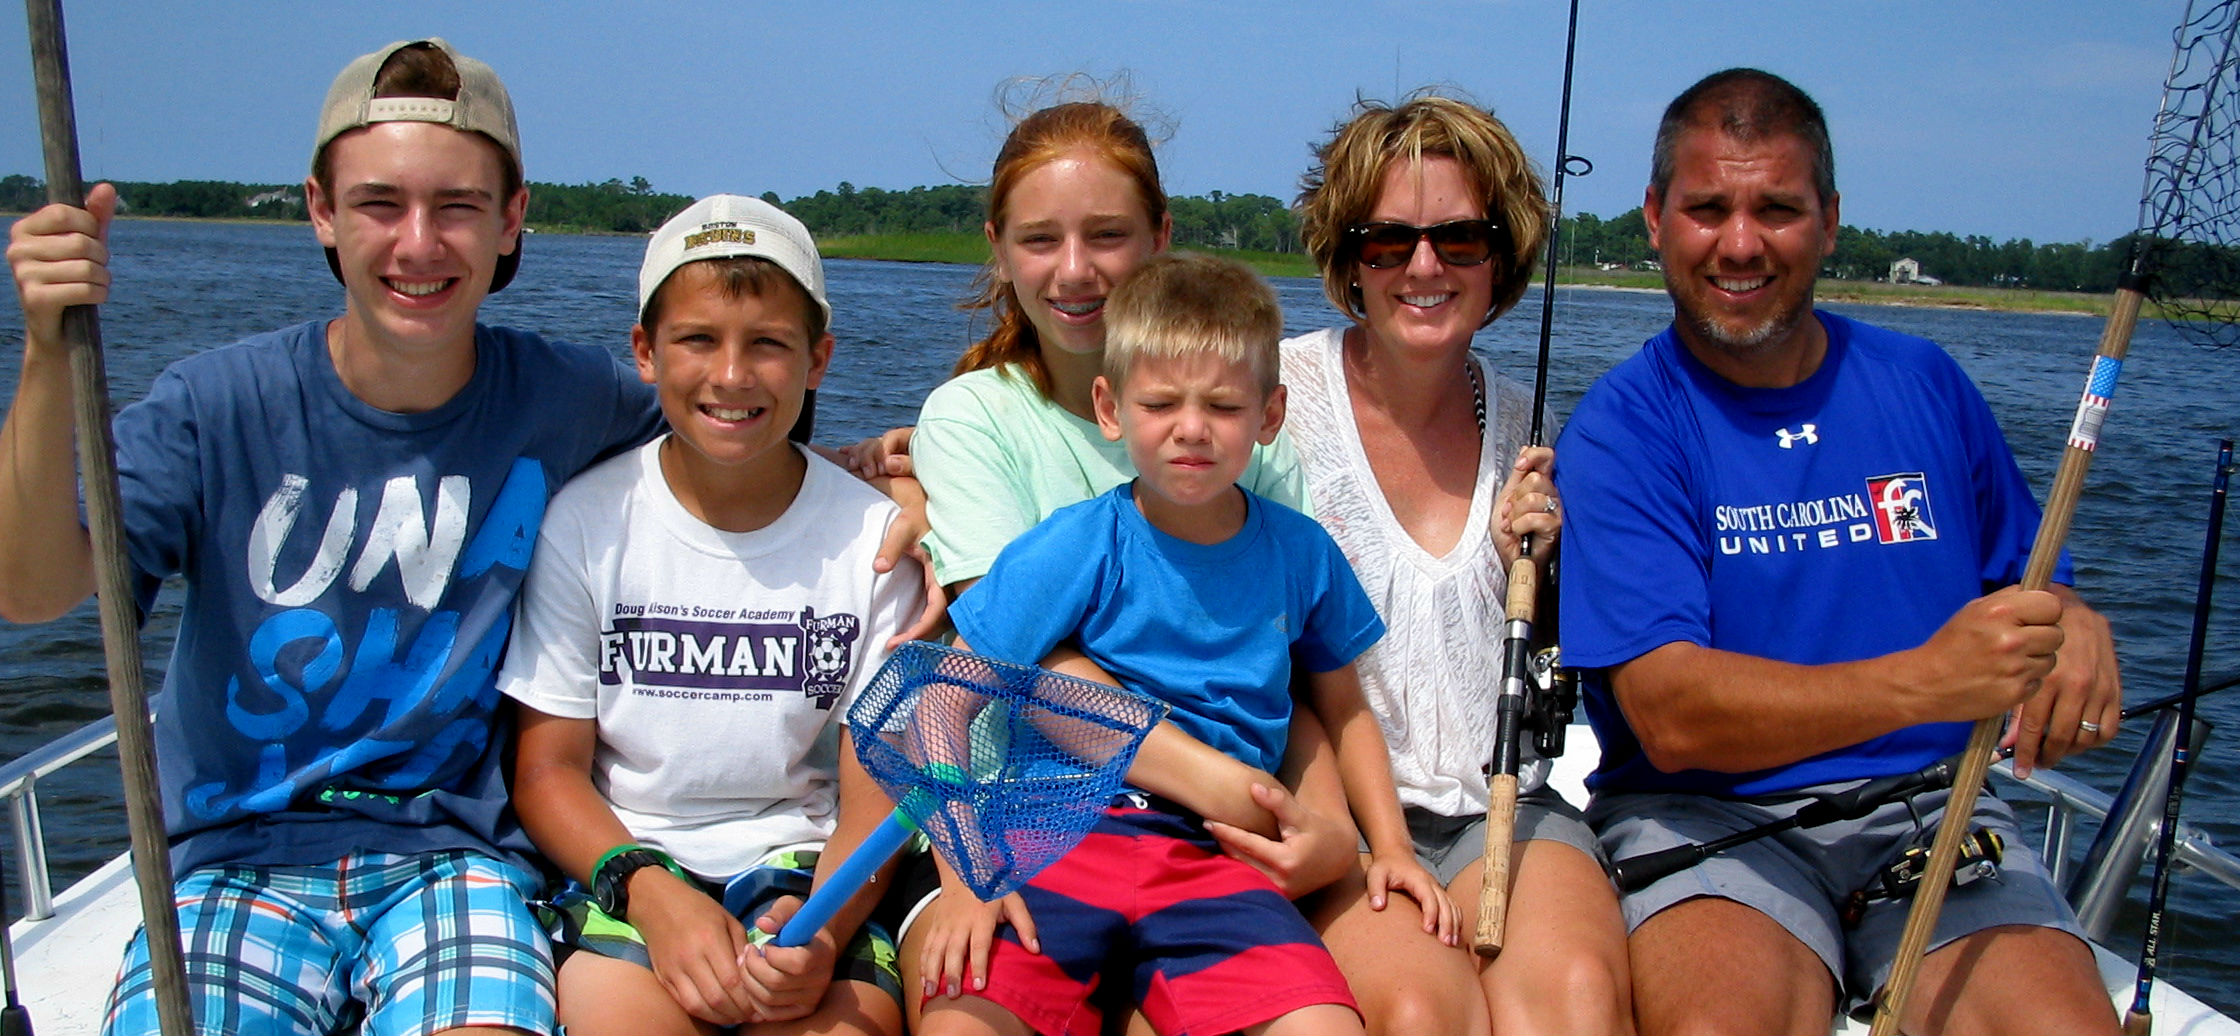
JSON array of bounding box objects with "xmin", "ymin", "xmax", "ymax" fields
[
  {"xmin": 1, "ymin": 715, "xmax": 123, "ymax": 921},
  {"xmin": 3, "ymin": 711, "xmax": 2237, "ymax": 930},
  {"xmin": 1992, "ymin": 716, "xmax": 2240, "ymax": 946}
]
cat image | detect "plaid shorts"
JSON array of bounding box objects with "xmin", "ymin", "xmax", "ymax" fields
[
  {"xmin": 102, "ymin": 848, "xmax": 553, "ymax": 1036},
  {"xmin": 538, "ymin": 847, "xmax": 904, "ymax": 1004}
]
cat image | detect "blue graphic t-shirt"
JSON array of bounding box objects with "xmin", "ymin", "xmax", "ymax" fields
[
  {"xmin": 110, "ymin": 320, "xmax": 662, "ymax": 872},
  {"xmin": 1557, "ymin": 312, "xmax": 2063, "ymax": 796},
  {"xmin": 951, "ymin": 484, "xmax": 1385, "ymax": 774}
]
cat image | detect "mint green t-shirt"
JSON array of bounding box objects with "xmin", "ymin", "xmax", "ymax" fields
[{"xmin": 915, "ymin": 365, "xmax": 1307, "ymax": 586}]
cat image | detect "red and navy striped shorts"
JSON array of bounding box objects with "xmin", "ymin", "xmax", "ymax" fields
[{"xmin": 963, "ymin": 797, "xmax": 1357, "ymax": 1036}]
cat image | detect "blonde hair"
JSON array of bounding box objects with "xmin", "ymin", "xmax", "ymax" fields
[
  {"xmin": 956, "ymin": 88, "xmax": 1168, "ymax": 397},
  {"xmin": 1102, "ymin": 252, "xmax": 1282, "ymax": 396},
  {"xmin": 1296, "ymin": 92, "xmax": 1548, "ymax": 325}
]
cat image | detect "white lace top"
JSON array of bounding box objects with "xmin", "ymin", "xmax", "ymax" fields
[{"xmin": 1281, "ymin": 327, "xmax": 1553, "ymax": 816}]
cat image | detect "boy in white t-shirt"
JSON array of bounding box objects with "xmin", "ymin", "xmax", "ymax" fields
[{"xmin": 500, "ymin": 194, "xmax": 924, "ymax": 1036}]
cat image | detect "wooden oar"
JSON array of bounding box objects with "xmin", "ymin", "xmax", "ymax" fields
[{"xmin": 22, "ymin": 2, "xmax": 193, "ymax": 1033}]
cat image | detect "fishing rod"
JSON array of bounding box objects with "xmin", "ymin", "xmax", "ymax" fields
[
  {"xmin": 1609, "ymin": 642, "xmax": 2240, "ymax": 895},
  {"xmin": 2123, "ymin": 671, "xmax": 2239, "ymax": 721},
  {"xmin": 1873, "ymin": 3, "xmax": 2240, "ymax": 1027},
  {"xmin": 1608, "ymin": 752, "xmax": 1970, "ymax": 895},
  {"xmin": 22, "ymin": 2, "xmax": 192, "ymax": 1033},
  {"xmin": 1475, "ymin": 0, "xmax": 1591, "ymax": 959},
  {"xmin": 2125, "ymin": 438, "xmax": 2232, "ymax": 1036}
]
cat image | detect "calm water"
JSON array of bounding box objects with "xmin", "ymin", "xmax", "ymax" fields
[{"xmin": 2, "ymin": 219, "xmax": 2237, "ymax": 1010}]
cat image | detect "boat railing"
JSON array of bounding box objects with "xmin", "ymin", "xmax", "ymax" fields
[
  {"xmin": 0, "ymin": 714, "xmax": 126, "ymax": 922},
  {"xmin": 3, "ymin": 711, "xmax": 2238, "ymax": 938},
  {"xmin": 1996, "ymin": 707, "xmax": 2239, "ymax": 942}
]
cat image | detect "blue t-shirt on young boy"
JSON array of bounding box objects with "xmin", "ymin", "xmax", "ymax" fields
[{"xmin": 950, "ymin": 484, "xmax": 1383, "ymax": 775}]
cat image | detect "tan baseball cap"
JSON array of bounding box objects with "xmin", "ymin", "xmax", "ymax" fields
[
  {"xmin": 314, "ymin": 38, "xmax": 521, "ymax": 176},
  {"xmin": 313, "ymin": 39, "xmax": 526, "ymax": 291}
]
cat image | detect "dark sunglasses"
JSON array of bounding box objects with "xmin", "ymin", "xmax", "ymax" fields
[{"xmin": 1345, "ymin": 219, "xmax": 1506, "ymax": 270}]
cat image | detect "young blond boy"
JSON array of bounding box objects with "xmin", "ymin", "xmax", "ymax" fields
[
  {"xmin": 920, "ymin": 253, "xmax": 1449, "ymax": 1036},
  {"xmin": 499, "ymin": 195, "xmax": 924, "ymax": 1036}
]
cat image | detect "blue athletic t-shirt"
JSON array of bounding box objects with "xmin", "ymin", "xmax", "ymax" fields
[
  {"xmin": 950, "ymin": 484, "xmax": 1384, "ymax": 774},
  {"xmin": 110, "ymin": 320, "xmax": 662, "ymax": 873},
  {"xmin": 1556, "ymin": 311, "xmax": 2063, "ymax": 796}
]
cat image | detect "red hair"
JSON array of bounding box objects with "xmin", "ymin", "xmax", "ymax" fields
[{"xmin": 955, "ymin": 101, "xmax": 1167, "ymax": 397}]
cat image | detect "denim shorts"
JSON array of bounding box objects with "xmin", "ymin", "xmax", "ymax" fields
[
  {"xmin": 1401, "ymin": 786, "xmax": 1605, "ymax": 886},
  {"xmin": 103, "ymin": 848, "xmax": 552, "ymax": 1036}
]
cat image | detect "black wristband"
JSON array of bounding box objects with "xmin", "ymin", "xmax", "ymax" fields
[{"xmin": 590, "ymin": 845, "xmax": 682, "ymax": 921}]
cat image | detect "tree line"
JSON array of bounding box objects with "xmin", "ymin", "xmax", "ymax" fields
[
  {"xmin": 4, "ymin": 172, "xmax": 2226, "ymax": 296},
  {"xmin": 1563, "ymin": 208, "xmax": 2135, "ymax": 294}
]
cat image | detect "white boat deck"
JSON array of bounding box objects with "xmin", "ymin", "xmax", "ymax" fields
[{"xmin": 3, "ymin": 725, "xmax": 2235, "ymax": 1034}]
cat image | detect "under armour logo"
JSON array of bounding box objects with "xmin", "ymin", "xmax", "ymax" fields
[{"xmin": 1776, "ymin": 424, "xmax": 1819, "ymax": 449}]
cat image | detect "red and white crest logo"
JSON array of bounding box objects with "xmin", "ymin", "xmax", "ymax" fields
[{"xmin": 1867, "ymin": 472, "xmax": 1938, "ymax": 543}]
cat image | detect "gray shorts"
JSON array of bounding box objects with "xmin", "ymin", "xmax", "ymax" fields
[
  {"xmin": 1587, "ymin": 783, "xmax": 2082, "ymax": 1012},
  {"xmin": 1379, "ymin": 787, "xmax": 1605, "ymax": 886}
]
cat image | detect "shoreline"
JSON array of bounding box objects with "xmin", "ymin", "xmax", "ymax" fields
[{"xmin": 0, "ymin": 212, "xmax": 2123, "ymax": 318}]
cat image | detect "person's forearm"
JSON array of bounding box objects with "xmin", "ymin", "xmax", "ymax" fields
[
  {"xmin": 514, "ymin": 749, "xmax": 644, "ymax": 884},
  {"xmin": 1277, "ymin": 707, "xmax": 1356, "ymax": 841},
  {"xmin": 804, "ymin": 738, "xmax": 900, "ymax": 940},
  {"xmin": 0, "ymin": 345, "xmax": 96, "ymax": 621},
  {"xmin": 1127, "ymin": 722, "xmax": 1280, "ymax": 837},
  {"xmin": 1612, "ymin": 641, "xmax": 1946, "ymax": 773},
  {"xmin": 1306, "ymin": 668, "xmax": 1412, "ymax": 857},
  {"xmin": 1331, "ymin": 732, "xmax": 1412, "ymax": 858}
]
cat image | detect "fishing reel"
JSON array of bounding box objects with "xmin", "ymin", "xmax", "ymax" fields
[
  {"xmin": 1840, "ymin": 827, "xmax": 2005, "ymax": 928},
  {"xmin": 1522, "ymin": 646, "xmax": 1578, "ymax": 758}
]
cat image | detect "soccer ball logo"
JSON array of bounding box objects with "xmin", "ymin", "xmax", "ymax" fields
[
  {"xmin": 809, "ymin": 635, "xmax": 851, "ymax": 682},
  {"xmin": 799, "ymin": 608, "xmax": 862, "ymax": 709}
]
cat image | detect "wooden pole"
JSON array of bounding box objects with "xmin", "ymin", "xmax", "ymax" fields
[
  {"xmin": 1869, "ymin": 285, "xmax": 2145, "ymax": 1036},
  {"xmin": 22, "ymin": 2, "xmax": 193, "ymax": 1033}
]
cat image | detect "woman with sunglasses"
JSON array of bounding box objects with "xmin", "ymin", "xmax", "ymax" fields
[{"xmin": 1273, "ymin": 94, "xmax": 1633, "ymax": 1035}]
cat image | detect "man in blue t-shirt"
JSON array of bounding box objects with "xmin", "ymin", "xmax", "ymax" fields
[
  {"xmin": 1, "ymin": 40, "xmax": 659, "ymax": 1035},
  {"xmin": 1556, "ymin": 69, "xmax": 2121, "ymax": 1034}
]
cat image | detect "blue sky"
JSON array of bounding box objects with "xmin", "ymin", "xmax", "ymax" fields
[{"xmin": 0, "ymin": 2, "xmax": 2183, "ymax": 244}]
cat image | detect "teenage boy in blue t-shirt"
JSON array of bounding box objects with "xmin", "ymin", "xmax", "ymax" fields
[
  {"xmin": 1, "ymin": 40, "xmax": 660, "ymax": 1035},
  {"xmin": 917, "ymin": 253, "xmax": 1451, "ymax": 1036}
]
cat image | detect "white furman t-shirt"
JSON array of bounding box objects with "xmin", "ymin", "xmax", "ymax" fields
[
  {"xmin": 499, "ymin": 438, "xmax": 923, "ymax": 877},
  {"xmin": 1280, "ymin": 328, "xmax": 1553, "ymax": 815}
]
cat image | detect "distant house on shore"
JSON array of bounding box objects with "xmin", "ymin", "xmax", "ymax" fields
[
  {"xmin": 1890, "ymin": 257, "xmax": 1942, "ymax": 286},
  {"xmin": 247, "ymin": 187, "xmax": 301, "ymax": 210}
]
